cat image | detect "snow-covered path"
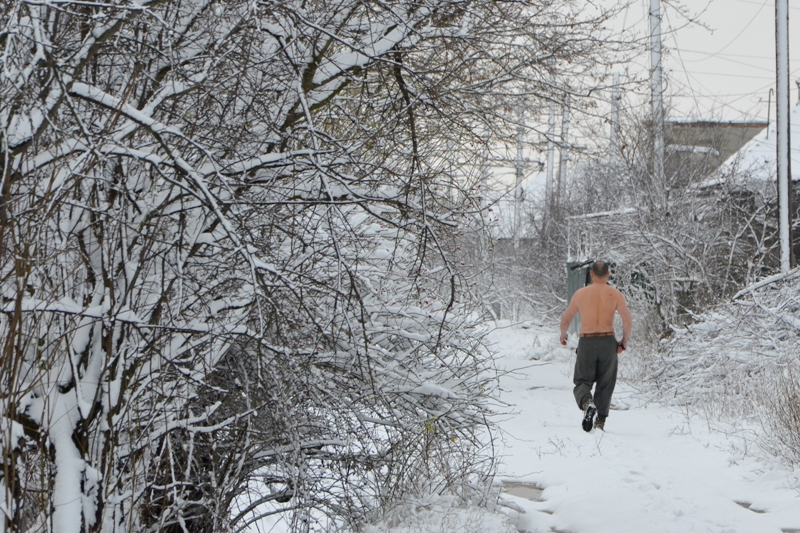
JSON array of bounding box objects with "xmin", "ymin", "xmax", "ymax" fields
[{"xmin": 490, "ymin": 322, "xmax": 800, "ymax": 533}]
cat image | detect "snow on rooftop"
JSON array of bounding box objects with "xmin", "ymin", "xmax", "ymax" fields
[{"xmin": 711, "ymin": 101, "xmax": 800, "ymax": 186}]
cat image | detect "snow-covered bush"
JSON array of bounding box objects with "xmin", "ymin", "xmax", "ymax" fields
[
  {"xmin": 0, "ymin": 1, "xmax": 496, "ymax": 531},
  {"xmin": 0, "ymin": 0, "xmax": 630, "ymax": 531},
  {"xmin": 651, "ymin": 269, "xmax": 800, "ymax": 464}
]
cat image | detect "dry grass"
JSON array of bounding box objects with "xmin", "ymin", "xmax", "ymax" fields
[{"xmin": 759, "ymin": 362, "xmax": 800, "ymax": 465}]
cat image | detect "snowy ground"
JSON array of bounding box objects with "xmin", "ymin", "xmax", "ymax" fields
[
  {"xmin": 491, "ymin": 321, "xmax": 800, "ymax": 533},
  {"xmin": 250, "ymin": 321, "xmax": 800, "ymax": 533}
]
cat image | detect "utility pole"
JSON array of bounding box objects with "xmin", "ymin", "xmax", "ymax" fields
[
  {"xmin": 610, "ymin": 72, "xmax": 621, "ymax": 161},
  {"xmin": 545, "ymin": 100, "xmax": 556, "ymax": 220},
  {"xmin": 650, "ymin": 0, "xmax": 665, "ymax": 209},
  {"xmin": 513, "ymin": 114, "xmax": 525, "ymax": 253},
  {"xmin": 557, "ymin": 96, "xmax": 570, "ymax": 208},
  {"xmin": 776, "ymin": 0, "xmax": 794, "ymax": 271}
]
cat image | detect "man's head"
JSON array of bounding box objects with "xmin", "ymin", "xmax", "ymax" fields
[{"xmin": 590, "ymin": 261, "xmax": 610, "ymax": 283}]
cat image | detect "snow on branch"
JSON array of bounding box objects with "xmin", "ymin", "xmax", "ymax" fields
[{"xmin": 1, "ymin": 0, "xmax": 626, "ymax": 530}]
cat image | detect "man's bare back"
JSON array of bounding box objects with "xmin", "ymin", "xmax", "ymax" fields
[
  {"xmin": 570, "ymin": 283, "xmax": 629, "ymax": 333},
  {"xmin": 559, "ymin": 271, "xmax": 632, "ymax": 349}
]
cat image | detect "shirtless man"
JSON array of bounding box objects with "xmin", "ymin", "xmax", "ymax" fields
[{"xmin": 559, "ymin": 261, "xmax": 632, "ymax": 432}]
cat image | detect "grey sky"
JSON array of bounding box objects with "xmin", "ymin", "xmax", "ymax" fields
[{"xmin": 627, "ymin": 0, "xmax": 800, "ymax": 121}]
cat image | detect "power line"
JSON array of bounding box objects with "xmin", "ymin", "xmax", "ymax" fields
[
  {"xmin": 672, "ymin": 53, "xmax": 778, "ymax": 73},
  {"xmin": 611, "ymin": 1, "xmax": 800, "ymax": 122},
  {"xmin": 666, "ymin": 67, "xmax": 790, "ymax": 100},
  {"xmin": 676, "ymin": 70, "xmax": 780, "ymax": 80},
  {"xmin": 670, "ymin": 90, "xmax": 768, "ymax": 98},
  {"xmin": 664, "ymin": 7, "xmax": 703, "ymax": 117},
  {"xmin": 676, "ymin": 59, "xmax": 800, "ymax": 81},
  {"xmin": 675, "ymin": 48, "xmax": 800, "ymax": 63},
  {"xmin": 677, "ymin": 65, "xmax": 800, "ymax": 118},
  {"xmin": 701, "ymin": 0, "xmax": 769, "ymax": 59},
  {"xmin": 730, "ymin": 0, "xmax": 800, "ymax": 10},
  {"xmin": 672, "ymin": 80, "xmax": 766, "ymax": 114},
  {"xmin": 666, "ymin": 68, "xmax": 757, "ymax": 118}
]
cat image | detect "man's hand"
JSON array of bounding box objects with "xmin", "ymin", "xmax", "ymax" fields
[
  {"xmin": 616, "ymin": 341, "xmax": 626, "ymax": 354},
  {"xmin": 559, "ymin": 297, "xmax": 579, "ymax": 347}
]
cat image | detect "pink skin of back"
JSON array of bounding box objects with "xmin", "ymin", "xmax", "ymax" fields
[{"xmin": 559, "ymin": 273, "xmax": 632, "ymax": 353}]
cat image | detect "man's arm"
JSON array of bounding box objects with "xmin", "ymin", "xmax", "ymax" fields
[
  {"xmin": 559, "ymin": 294, "xmax": 579, "ymax": 345},
  {"xmin": 616, "ymin": 292, "xmax": 632, "ymax": 350}
]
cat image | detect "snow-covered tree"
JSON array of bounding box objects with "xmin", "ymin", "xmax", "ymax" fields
[
  {"xmin": 0, "ymin": 0, "xmax": 629, "ymax": 530},
  {"xmin": 521, "ymin": 101, "xmax": 782, "ymax": 337}
]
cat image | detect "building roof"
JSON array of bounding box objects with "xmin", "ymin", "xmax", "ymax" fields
[
  {"xmin": 667, "ymin": 120, "xmax": 768, "ymax": 166},
  {"xmin": 706, "ymin": 101, "xmax": 800, "ymax": 188}
]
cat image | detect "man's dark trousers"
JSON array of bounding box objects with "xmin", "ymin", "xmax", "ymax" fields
[{"xmin": 573, "ymin": 335, "xmax": 618, "ymax": 417}]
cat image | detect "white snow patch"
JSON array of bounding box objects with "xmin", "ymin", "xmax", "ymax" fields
[
  {"xmin": 364, "ymin": 495, "xmax": 515, "ymax": 533},
  {"xmin": 489, "ymin": 322, "xmax": 800, "ymax": 533}
]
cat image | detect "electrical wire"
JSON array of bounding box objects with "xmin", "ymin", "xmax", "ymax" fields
[
  {"xmin": 677, "ymin": 65, "xmax": 800, "ymax": 119},
  {"xmin": 665, "ymin": 7, "xmax": 704, "ymax": 117},
  {"xmin": 655, "ymin": 0, "xmax": 800, "ymax": 120},
  {"xmin": 700, "ymin": 0, "xmax": 769, "ymax": 59},
  {"xmin": 729, "ymin": 0, "xmax": 800, "ymax": 10},
  {"xmin": 677, "ymin": 71, "xmax": 779, "ymax": 80},
  {"xmin": 675, "ymin": 53, "xmax": 778, "ymax": 72},
  {"xmin": 676, "ymin": 48, "xmax": 800, "ymax": 63}
]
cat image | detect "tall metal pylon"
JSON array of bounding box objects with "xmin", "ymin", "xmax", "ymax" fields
[
  {"xmin": 545, "ymin": 102, "xmax": 556, "ymax": 214},
  {"xmin": 776, "ymin": 0, "xmax": 795, "ymax": 271},
  {"xmin": 611, "ymin": 72, "xmax": 621, "ymax": 161},
  {"xmin": 557, "ymin": 96, "xmax": 570, "ymax": 207},
  {"xmin": 650, "ymin": 0, "xmax": 665, "ymax": 209}
]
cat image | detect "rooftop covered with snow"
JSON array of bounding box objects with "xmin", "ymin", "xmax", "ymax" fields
[{"xmin": 705, "ymin": 101, "xmax": 800, "ymax": 188}]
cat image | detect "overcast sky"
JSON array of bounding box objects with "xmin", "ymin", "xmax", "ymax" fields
[
  {"xmin": 623, "ymin": 0, "xmax": 800, "ymax": 121},
  {"xmin": 492, "ymin": 0, "xmax": 800, "ymax": 215}
]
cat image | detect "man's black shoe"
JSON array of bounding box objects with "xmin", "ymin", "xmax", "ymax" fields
[{"xmin": 582, "ymin": 402, "xmax": 597, "ymax": 432}]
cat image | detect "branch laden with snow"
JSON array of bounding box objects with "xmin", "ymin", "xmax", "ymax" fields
[
  {"xmin": 1, "ymin": 0, "xmax": 628, "ymax": 531},
  {"xmin": 650, "ymin": 269, "xmax": 800, "ymax": 462}
]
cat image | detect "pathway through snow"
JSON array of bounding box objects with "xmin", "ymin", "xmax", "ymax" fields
[{"xmin": 491, "ymin": 322, "xmax": 800, "ymax": 533}]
